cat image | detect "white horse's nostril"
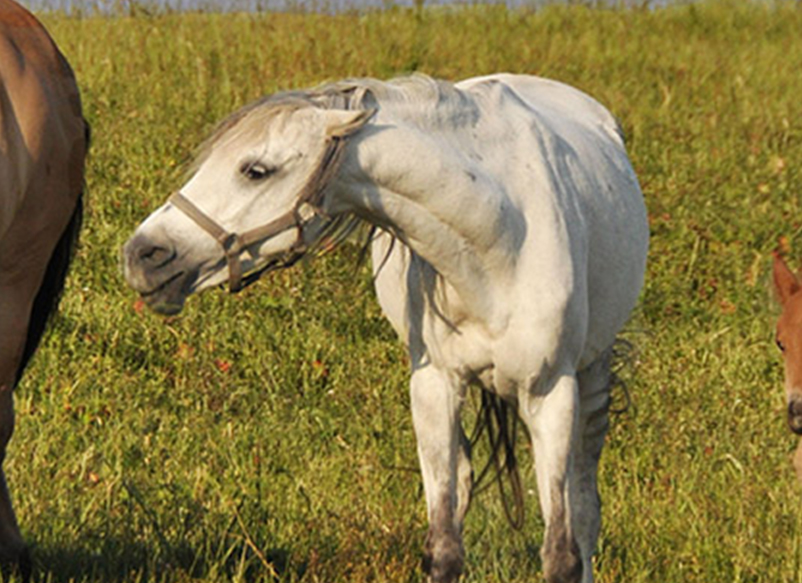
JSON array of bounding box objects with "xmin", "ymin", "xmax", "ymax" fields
[
  {"xmin": 126, "ymin": 234, "xmax": 176, "ymax": 270},
  {"xmin": 138, "ymin": 244, "xmax": 174, "ymax": 267}
]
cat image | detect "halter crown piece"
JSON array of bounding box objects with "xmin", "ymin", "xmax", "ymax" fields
[{"xmin": 168, "ymin": 128, "xmax": 352, "ymax": 293}]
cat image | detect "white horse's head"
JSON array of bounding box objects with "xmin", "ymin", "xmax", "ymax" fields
[{"xmin": 123, "ymin": 99, "xmax": 374, "ymax": 315}]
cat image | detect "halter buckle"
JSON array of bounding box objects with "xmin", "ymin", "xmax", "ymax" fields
[{"xmin": 221, "ymin": 233, "xmax": 242, "ymax": 255}]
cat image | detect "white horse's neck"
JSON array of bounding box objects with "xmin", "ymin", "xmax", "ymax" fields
[{"xmin": 332, "ymin": 121, "xmax": 522, "ymax": 325}]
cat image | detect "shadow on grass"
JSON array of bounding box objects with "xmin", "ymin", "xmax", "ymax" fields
[{"xmin": 28, "ymin": 540, "xmax": 295, "ymax": 583}]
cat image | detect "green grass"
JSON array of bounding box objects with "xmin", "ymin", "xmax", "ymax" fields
[{"xmin": 9, "ymin": 1, "xmax": 802, "ymax": 581}]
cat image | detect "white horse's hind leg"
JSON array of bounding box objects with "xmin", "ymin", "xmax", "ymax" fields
[
  {"xmin": 523, "ymin": 373, "xmax": 583, "ymax": 583},
  {"xmin": 410, "ymin": 365, "xmax": 466, "ymax": 583},
  {"xmin": 454, "ymin": 426, "xmax": 472, "ymax": 529},
  {"xmin": 573, "ymin": 351, "xmax": 614, "ymax": 583}
]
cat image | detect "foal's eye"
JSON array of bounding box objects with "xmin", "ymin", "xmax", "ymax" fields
[
  {"xmin": 239, "ymin": 161, "xmax": 275, "ymax": 181},
  {"xmin": 777, "ymin": 338, "xmax": 786, "ymax": 352}
]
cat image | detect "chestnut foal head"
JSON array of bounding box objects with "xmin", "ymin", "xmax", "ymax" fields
[{"xmin": 773, "ymin": 253, "xmax": 802, "ymax": 435}]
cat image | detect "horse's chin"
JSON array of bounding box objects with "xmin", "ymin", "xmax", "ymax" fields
[
  {"xmin": 143, "ymin": 295, "xmax": 186, "ymax": 316},
  {"xmin": 138, "ymin": 271, "xmax": 192, "ymax": 315}
]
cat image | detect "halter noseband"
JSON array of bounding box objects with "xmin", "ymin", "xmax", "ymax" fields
[{"xmin": 169, "ymin": 132, "xmax": 350, "ymax": 293}]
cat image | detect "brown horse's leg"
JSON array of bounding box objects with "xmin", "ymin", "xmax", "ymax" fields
[
  {"xmin": 0, "ymin": 282, "xmax": 38, "ymax": 579},
  {"xmin": 0, "ymin": 386, "xmax": 26, "ymax": 570},
  {"xmin": 0, "ymin": 175, "xmax": 82, "ymax": 581}
]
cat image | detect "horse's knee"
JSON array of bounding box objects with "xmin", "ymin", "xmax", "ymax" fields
[
  {"xmin": 422, "ymin": 526, "xmax": 464, "ymax": 583},
  {"xmin": 542, "ymin": 522, "xmax": 583, "ymax": 583}
]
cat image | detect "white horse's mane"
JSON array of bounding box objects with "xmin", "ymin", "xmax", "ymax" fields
[
  {"xmin": 192, "ymin": 74, "xmax": 478, "ymax": 169},
  {"xmin": 312, "ymin": 74, "xmax": 478, "ymax": 123}
]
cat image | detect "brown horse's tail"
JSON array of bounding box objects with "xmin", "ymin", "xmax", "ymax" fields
[{"xmin": 13, "ymin": 121, "xmax": 89, "ymax": 388}]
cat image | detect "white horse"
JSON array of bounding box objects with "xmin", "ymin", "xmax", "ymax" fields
[{"xmin": 123, "ymin": 73, "xmax": 648, "ymax": 583}]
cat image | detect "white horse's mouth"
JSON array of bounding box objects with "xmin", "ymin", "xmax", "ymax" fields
[
  {"xmin": 140, "ymin": 270, "xmax": 185, "ymax": 297},
  {"xmin": 139, "ymin": 270, "xmax": 189, "ymax": 315}
]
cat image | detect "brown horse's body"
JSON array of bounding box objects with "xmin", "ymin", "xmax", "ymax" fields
[
  {"xmin": 772, "ymin": 253, "xmax": 802, "ymax": 482},
  {"xmin": 0, "ymin": 0, "xmax": 88, "ymax": 575}
]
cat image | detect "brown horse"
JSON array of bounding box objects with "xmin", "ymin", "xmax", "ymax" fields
[
  {"xmin": 772, "ymin": 252, "xmax": 802, "ymax": 482},
  {"xmin": 0, "ymin": 0, "xmax": 88, "ymax": 576}
]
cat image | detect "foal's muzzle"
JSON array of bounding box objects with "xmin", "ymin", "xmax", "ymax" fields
[{"xmin": 788, "ymin": 398, "xmax": 802, "ymax": 435}]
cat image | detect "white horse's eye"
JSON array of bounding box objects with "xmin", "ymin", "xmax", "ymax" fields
[{"xmin": 240, "ymin": 161, "xmax": 275, "ymax": 181}]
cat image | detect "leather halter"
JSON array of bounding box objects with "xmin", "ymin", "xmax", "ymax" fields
[{"xmin": 169, "ymin": 132, "xmax": 350, "ymax": 293}]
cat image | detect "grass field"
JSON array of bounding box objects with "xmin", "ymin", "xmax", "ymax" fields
[{"xmin": 9, "ymin": 1, "xmax": 802, "ymax": 581}]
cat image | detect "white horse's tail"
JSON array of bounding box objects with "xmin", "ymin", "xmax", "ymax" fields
[
  {"xmin": 470, "ymin": 390, "xmax": 526, "ymax": 530},
  {"xmin": 469, "ymin": 334, "xmax": 636, "ymax": 531},
  {"xmin": 609, "ymin": 336, "xmax": 636, "ymax": 415}
]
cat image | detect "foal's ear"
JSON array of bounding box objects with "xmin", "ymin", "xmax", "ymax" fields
[
  {"xmin": 773, "ymin": 252, "xmax": 801, "ymax": 305},
  {"xmin": 324, "ymin": 108, "xmax": 377, "ymax": 138}
]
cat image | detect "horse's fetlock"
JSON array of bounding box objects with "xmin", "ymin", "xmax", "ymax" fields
[
  {"xmin": 422, "ymin": 529, "xmax": 464, "ymax": 583},
  {"xmin": 543, "ymin": 551, "xmax": 582, "ymax": 583},
  {"xmin": 542, "ymin": 526, "xmax": 583, "ymax": 583}
]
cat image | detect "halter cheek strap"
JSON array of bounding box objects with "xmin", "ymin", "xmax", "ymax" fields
[
  {"xmin": 168, "ymin": 191, "xmax": 307, "ymax": 292},
  {"xmin": 168, "ymin": 131, "xmax": 350, "ymax": 293}
]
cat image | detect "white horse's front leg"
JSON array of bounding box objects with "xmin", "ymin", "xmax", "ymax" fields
[
  {"xmin": 410, "ymin": 364, "xmax": 467, "ymax": 583},
  {"xmin": 523, "ymin": 372, "xmax": 585, "ymax": 583}
]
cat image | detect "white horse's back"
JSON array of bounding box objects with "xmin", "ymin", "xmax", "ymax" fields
[{"xmin": 457, "ymin": 73, "xmax": 625, "ymax": 145}]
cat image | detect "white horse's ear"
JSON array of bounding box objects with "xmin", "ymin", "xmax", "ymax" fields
[{"xmin": 325, "ymin": 108, "xmax": 377, "ymax": 138}]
